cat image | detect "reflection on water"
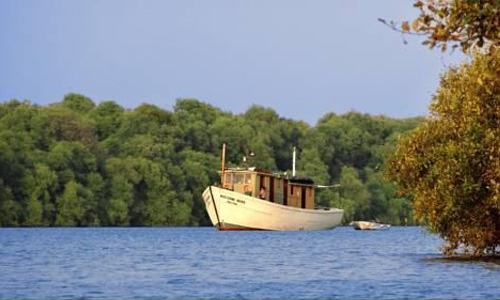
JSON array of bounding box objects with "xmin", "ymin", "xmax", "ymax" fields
[
  {"xmin": 426, "ymin": 256, "xmax": 500, "ymax": 271},
  {"xmin": 0, "ymin": 227, "xmax": 500, "ymax": 299}
]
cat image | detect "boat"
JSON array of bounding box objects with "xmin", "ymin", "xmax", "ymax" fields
[
  {"xmin": 350, "ymin": 221, "xmax": 391, "ymax": 230},
  {"xmin": 202, "ymin": 145, "xmax": 344, "ymax": 231}
]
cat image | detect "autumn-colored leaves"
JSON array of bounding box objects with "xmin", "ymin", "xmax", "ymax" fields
[
  {"xmin": 387, "ymin": 50, "xmax": 500, "ymax": 256},
  {"xmin": 382, "ymin": 0, "xmax": 500, "ymax": 53},
  {"xmin": 385, "ymin": 0, "xmax": 500, "ymax": 256}
]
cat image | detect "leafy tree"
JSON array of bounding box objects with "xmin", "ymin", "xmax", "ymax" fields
[
  {"xmin": 82, "ymin": 172, "xmax": 104, "ymax": 226},
  {"xmin": 411, "ymin": 0, "xmax": 500, "ymax": 53},
  {"xmin": 173, "ymin": 99, "xmax": 221, "ymax": 152},
  {"xmin": 23, "ymin": 163, "xmax": 57, "ymax": 226},
  {"xmin": 298, "ymin": 148, "xmax": 332, "ymax": 207},
  {"xmin": 45, "ymin": 107, "xmax": 97, "ymax": 146},
  {"xmin": 107, "ymin": 175, "xmax": 133, "ymax": 226},
  {"xmin": 387, "ymin": 197, "xmax": 415, "ymax": 226},
  {"xmin": 388, "ymin": 51, "xmax": 500, "ymax": 255},
  {"xmin": 178, "ymin": 149, "xmax": 219, "ymax": 225},
  {"xmin": 381, "ymin": 1, "xmax": 500, "ymax": 53},
  {"xmin": 0, "ymin": 179, "xmax": 19, "ymax": 227},
  {"xmin": 339, "ymin": 166, "xmax": 370, "ymax": 223},
  {"xmin": 275, "ymin": 119, "xmax": 309, "ymax": 171},
  {"xmin": 88, "ymin": 101, "xmax": 124, "ymax": 139},
  {"xmin": 209, "ymin": 115, "xmax": 255, "ymax": 164},
  {"xmin": 62, "ymin": 93, "xmax": 95, "ymax": 113},
  {"xmin": 55, "ymin": 181, "xmax": 85, "ymax": 226},
  {"xmin": 365, "ymin": 168, "xmax": 393, "ymax": 222}
]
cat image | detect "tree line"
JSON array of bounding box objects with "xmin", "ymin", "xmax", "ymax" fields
[{"xmin": 0, "ymin": 94, "xmax": 421, "ymax": 227}]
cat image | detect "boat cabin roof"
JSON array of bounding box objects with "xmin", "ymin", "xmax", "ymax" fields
[{"xmin": 220, "ymin": 167, "xmax": 315, "ymax": 187}]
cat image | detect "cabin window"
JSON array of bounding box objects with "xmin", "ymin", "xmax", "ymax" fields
[
  {"xmin": 224, "ymin": 173, "xmax": 232, "ymax": 184},
  {"xmin": 234, "ymin": 174, "xmax": 244, "ymax": 184},
  {"xmin": 244, "ymin": 174, "xmax": 252, "ymax": 184},
  {"xmin": 291, "ymin": 185, "xmax": 294, "ymax": 194}
]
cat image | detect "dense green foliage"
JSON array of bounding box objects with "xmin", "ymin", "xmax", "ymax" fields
[
  {"xmin": 0, "ymin": 94, "xmax": 421, "ymax": 227},
  {"xmin": 388, "ymin": 51, "xmax": 500, "ymax": 255}
]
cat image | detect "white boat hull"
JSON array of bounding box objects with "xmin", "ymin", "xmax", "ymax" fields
[
  {"xmin": 351, "ymin": 221, "xmax": 391, "ymax": 230},
  {"xmin": 202, "ymin": 186, "xmax": 343, "ymax": 231}
]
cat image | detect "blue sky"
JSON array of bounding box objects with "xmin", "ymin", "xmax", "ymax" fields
[{"xmin": 0, "ymin": 0, "xmax": 464, "ymax": 124}]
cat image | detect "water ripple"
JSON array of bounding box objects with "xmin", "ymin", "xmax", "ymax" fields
[{"xmin": 0, "ymin": 227, "xmax": 499, "ymax": 299}]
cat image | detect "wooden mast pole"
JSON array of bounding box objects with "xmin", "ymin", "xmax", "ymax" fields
[{"xmin": 221, "ymin": 143, "xmax": 226, "ymax": 186}]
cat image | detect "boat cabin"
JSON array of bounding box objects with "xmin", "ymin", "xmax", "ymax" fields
[{"xmin": 220, "ymin": 168, "xmax": 315, "ymax": 209}]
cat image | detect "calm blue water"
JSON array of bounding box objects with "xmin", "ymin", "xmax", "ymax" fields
[{"xmin": 1, "ymin": 227, "xmax": 500, "ymax": 299}]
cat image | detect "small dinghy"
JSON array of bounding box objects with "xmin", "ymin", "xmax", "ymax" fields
[{"xmin": 350, "ymin": 221, "xmax": 391, "ymax": 230}]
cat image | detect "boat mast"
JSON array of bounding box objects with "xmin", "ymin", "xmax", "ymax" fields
[
  {"xmin": 221, "ymin": 143, "xmax": 226, "ymax": 186},
  {"xmin": 292, "ymin": 146, "xmax": 296, "ymax": 177}
]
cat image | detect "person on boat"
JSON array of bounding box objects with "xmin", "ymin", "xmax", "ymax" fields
[{"xmin": 259, "ymin": 186, "xmax": 267, "ymax": 200}]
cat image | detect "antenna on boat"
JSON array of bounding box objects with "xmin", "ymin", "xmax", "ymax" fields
[
  {"xmin": 221, "ymin": 143, "xmax": 226, "ymax": 186},
  {"xmin": 292, "ymin": 146, "xmax": 296, "ymax": 177}
]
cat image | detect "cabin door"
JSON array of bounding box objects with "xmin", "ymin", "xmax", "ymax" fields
[
  {"xmin": 269, "ymin": 178, "xmax": 274, "ymax": 203},
  {"xmin": 301, "ymin": 187, "xmax": 306, "ymax": 209},
  {"xmin": 259, "ymin": 175, "xmax": 266, "ymax": 200},
  {"xmin": 283, "ymin": 180, "xmax": 288, "ymax": 206}
]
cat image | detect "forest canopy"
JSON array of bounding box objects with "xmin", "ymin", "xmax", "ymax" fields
[{"xmin": 0, "ymin": 95, "xmax": 421, "ymax": 227}]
